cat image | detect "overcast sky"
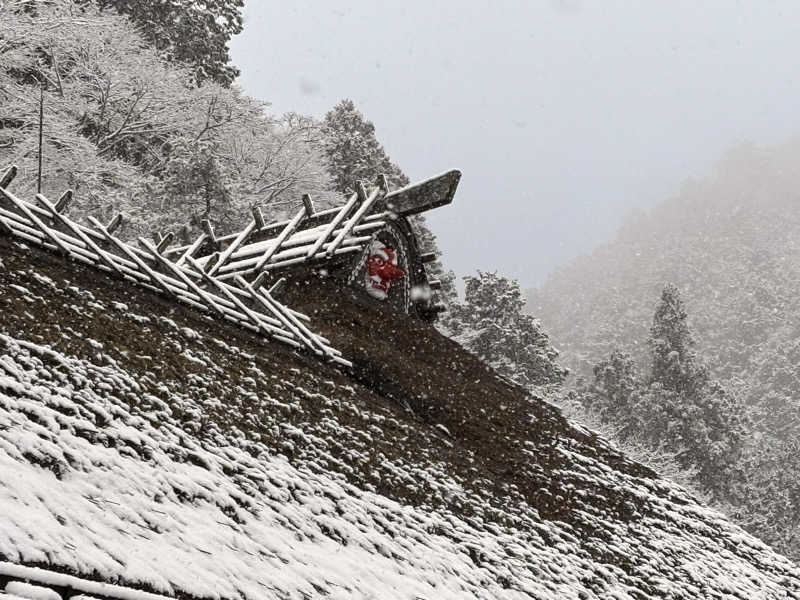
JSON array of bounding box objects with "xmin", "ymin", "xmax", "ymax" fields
[{"xmin": 230, "ymin": 0, "xmax": 800, "ymax": 289}]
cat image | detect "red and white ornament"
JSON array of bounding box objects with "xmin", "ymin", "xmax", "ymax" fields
[{"xmin": 364, "ymin": 241, "xmax": 405, "ymax": 300}]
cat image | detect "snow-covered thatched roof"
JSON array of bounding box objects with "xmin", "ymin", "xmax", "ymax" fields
[{"xmin": 2, "ymin": 236, "xmax": 800, "ymax": 600}]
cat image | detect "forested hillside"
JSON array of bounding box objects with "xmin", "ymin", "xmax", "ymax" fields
[
  {"xmin": 530, "ymin": 141, "xmax": 800, "ymax": 386},
  {"xmin": 1, "ymin": 1, "xmax": 335, "ymax": 241},
  {"xmin": 528, "ymin": 139, "xmax": 800, "ymax": 558},
  {"xmin": 0, "ymin": 0, "xmax": 461, "ymax": 310}
]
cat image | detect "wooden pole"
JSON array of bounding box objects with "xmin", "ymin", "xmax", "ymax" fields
[
  {"xmin": 37, "ymin": 83, "xmax": 44, "ymax": 195},
  {"xmin": 251, "ymin": 203, "xmax": 309, "ymax": 272},
  {"xmin": 36, "ymin": 193, "xmax": 125, "ymax": 278},
  {"xmin": 304, "ymin": 190, "xmax": 360, "ymax": 259},
  {"xmin": 326, "ymin": 182, "xmax": 382, "ymax": 257}
]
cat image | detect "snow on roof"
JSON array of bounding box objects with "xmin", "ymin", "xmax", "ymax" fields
[
  {"xmin": 2, "ymin": 332, "xmax": 581, "ymax": 599},
  {"xmin": 1, "ymin": 565, "xmax": 171, "ymax": 600},
  {"xmin": 3, "ymin": 581, "xmax": 64, "ymax": 600},
  {"xmin": 2, "ymin": 239, "xmax": 800, "ymax": 600}
]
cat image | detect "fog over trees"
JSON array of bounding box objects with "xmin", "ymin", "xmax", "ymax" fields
[
  {"xmin": 531, "ymin": 140, "xmax": 800, "ymax": 558},
  {"xmin": 573, "ymin": 284, "xmax": 747, "ymax": 503}
]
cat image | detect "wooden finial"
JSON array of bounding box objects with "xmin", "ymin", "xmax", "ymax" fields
[
  {"xmin": 54, "ymin": 190, "xmax": 72, "ymax": 213},
  {"xmin": 201, "ymin": 219, "xmax": 216, "ymax": 243},
  {"xmin": 106, "ymin": 213, "xmax": 123, "ymax": 234},
  {"xmin": 251, "ymin": 205, "xmax": 266, "ymax": 229},
  {"xmin": 156, "ymin": 231, "xmax": 174, "ymax": 253},
  {"xmin": 251, "ymin": 271, "xmax": 269, "ymax": 290},
  {"xmin": 203, "ymin": 252, "xmax": 220, "ymax": 274},
  {"xmin": 355, "ymin": 180, "xmax": 368, "ymax": 203},
  {"xmin": 268, "ymin": 277, "xmax": 286, "ymax": 296},
  {"xmin": 376, "ymin": 173, "xmax": 389, "ymax": 193},
  {"xmin": 0, "ymin": 165, "xmax": 18, "ymax": 189},
  {"xmin": 302, "ymin": 193, "xmax": 315, "ymax": 216}
]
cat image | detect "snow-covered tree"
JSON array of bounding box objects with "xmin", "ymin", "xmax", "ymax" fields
[
  {"xmin": 579, "ymin": 350, "xmax": 643, "ymax": 434},
  {"xmin": 321, "ymin": 99, "xmax": 455, "ymax": 309},
  {"xmin": 448, "ymin": 272, "xmax": 568, "ymax": 389},
  {"xmin": 321, "ymin": 99, "xmax": 408, "ymax": 192},
  {"xmin": 649, "ymin": 284, "xmax": 704, "ymax": 395},
  {"xmin": 0, "ymin": 0, "xmax": 332, "ymax": 239},
  {"xmin": 644, "ymin": 284, "xmax": 746, "ymax": 498},
  {"xmin": 89, "ymin": 0, "xmax": 244, "ymax": 85},
  {"xmin": 575, "ymin": 285, "xmax": 746, "ymax": 501},
  {"xmin": 529, "ymin": 140, "xmax": 800, "ymax": 559}
]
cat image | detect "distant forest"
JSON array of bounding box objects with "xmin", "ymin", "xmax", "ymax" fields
[{"xmin": 529, "ymin": 140, "xmax": 800, "ymax": 559}]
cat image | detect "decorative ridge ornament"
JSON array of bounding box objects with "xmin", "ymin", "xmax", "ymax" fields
[
  {"xmin": 0, "ymin": 164, "xmax": 461, "ymax": 364},
  {"xmin": 165, "ymin": 168, "xmax": 461, "ymax": 321},
  {"xmin": 364, "ymin": 241, "xmax": 406, "ymax": 300}
]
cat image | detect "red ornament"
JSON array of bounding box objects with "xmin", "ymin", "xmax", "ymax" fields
[{"xmin": 365, "ymin": 241, "xmax": 405, "ymax": 300}]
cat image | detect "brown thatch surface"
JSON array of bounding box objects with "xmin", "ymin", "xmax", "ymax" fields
[{"xmin": 1, "ymin": 235, "xmax": 799, "ymax": 600}]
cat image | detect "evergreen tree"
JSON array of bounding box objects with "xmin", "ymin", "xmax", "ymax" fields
[
  {"xmin": 321, "ymin": 99, "xmax": 455, "ymax": 308},
  {"xmin": 89, "ymin": 0, "xmax": 244, "ymax": 85},
  {"xmin": 321, "ymin": 99, "xmax": 409, "ymax": 192},
  {"xmin": 644, "ymin": 285, "xmax": 746, "ymax": 499},
  {"xmin": 649, "ymin": 284, "xmax": 705, "ymax": 395},
  {"xmin": 573, "ymin": 285, "xmax": 746, "ymax": 501},
  {"xmin": 448, "ymin": 272, "xmax": 568, "ymax": 389},
  {"xmin": 580, "ymin": 350, "xmax": 643, "ymax": 435},
  {"xmin": 530, "ymin": 139, "xmax": 800, "ymax": 556}
]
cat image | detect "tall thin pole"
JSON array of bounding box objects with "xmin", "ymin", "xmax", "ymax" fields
[{"xmin": 37, "ymin": 82, "xmax": 44, "ymax": 194}]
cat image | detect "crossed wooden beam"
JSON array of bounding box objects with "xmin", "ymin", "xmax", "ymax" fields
[
  {"xmin": 166, "ymin": 174, "xmax": 393, "ymax": 282},
  {"xmin": 0, "ymin": 163, "xmax": 461, "ymax": 361},
  {"xmin": 0, "ymin": 165, "xmax": 349, "ymax": 367}
]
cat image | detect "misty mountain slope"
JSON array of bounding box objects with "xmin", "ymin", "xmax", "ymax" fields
[
  {"xmin": 528, "ymin": 141, "xmax": 800, "ymax": 397},
  {"xmin": 2, "ymin": 237, "xmax": 800, "ymax": 599}
]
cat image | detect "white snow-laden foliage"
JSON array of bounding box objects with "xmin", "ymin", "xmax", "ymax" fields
[
  {"xmin": 1, "ymin": 244, "xmax": 800, "ymax": 600},
  {"xmin": 0, "ymin": 1, "xmax": 337, "ymax": 241},
  {"xmin": 529, "ymin": 140, "xmax": 800, "ymax": 560},
  {"xmin": 446, "ymin": 271, "xmax": 568, "ymax": 389},
  {"xmin": 90, "ymin": 0, "xmax": 245, "ymax": 85},
  {"xmin": 572, "ymin": 286, "xmax": 747, "ymax": 504}
]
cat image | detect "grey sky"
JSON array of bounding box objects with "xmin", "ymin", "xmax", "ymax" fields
[{"xmin": 230, "ymin": 0, "xmax": 800, "ymax": 289}]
